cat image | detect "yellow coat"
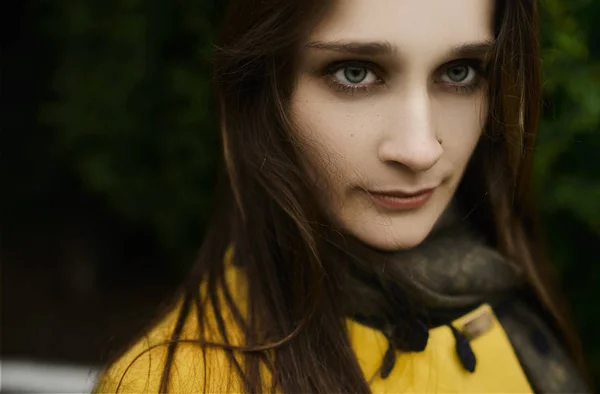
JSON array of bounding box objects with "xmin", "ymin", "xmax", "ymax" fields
[{"xmin": 94, "ymin": 262, "xmax": 533, "ymax": 393}]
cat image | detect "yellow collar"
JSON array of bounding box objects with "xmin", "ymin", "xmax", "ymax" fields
[{"xmin": 349, "ymin": 303, "xmax": 533, "ymax": 393}]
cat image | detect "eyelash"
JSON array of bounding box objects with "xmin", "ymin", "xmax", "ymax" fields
[{"xmin": 323, "ymin": 59, "xmax": 486, "ymax": 96}]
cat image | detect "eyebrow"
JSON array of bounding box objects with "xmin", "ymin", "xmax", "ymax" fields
[
  {"xmin": 305, "ymin": 40, "xmax": 397, "ymax": 56},
  {"xmin": 305, "ymin": 39, "xmax": 495, "ymax": 59}
]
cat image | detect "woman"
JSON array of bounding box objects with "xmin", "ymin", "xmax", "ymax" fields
[{"xmin": 95, "ymin": 0, "xmax": 590, "ymax": 392}]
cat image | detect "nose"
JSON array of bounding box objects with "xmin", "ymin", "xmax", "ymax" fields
[{"xmin": 377, "ymin": 89, "xmax": 443, "ymax": 172}]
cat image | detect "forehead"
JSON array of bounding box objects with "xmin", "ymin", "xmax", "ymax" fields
[{"xmin": 308, "ymin": 0, "xmax": 494, "ymax": 55}]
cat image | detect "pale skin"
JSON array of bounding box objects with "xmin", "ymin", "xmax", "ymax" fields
[{"xmin": 291, "ymin": 0, "xmax": 494, "ymax": 251}]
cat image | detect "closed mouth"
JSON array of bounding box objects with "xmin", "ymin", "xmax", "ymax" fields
[{"xmin": 367, "ymin": 188, "xmax": 435, "ymax": 198}]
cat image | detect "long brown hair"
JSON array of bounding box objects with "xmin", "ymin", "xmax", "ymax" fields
[{"xmin": 131, "ymin": 0, "xmax": 587, "ymax": 392}]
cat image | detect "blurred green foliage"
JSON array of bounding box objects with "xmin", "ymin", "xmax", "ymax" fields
[
  {"xmin": 9, "ymin": 0, "xmax": 600, "ymax": 381},
  {"xmin": 535, "ymin": 0, "xmax": 600, "ymax": 380},
  {"xmin": 38, "ymin": 0, "xmax": 226, "ymax": 254},
  {"xmin": 537, "ymin": 0, "xmax": 600, "ymax": 229}
]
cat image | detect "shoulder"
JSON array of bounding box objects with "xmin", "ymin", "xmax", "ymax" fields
[
  {"xmin": 93, "ymin": 299, "xmax": 180, "ymax": 392},
  {"xmin": 94, "ymin": 265, "xmax": 247, "ymax": 393}
]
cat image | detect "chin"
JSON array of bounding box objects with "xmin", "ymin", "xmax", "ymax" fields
[
  {"xmin": 344, "ymin": 216, "xmax": 437, "ymax": 252},
  {"xmin": 328, "ymin": 188, "xmax": 451, "ymax": 252}
]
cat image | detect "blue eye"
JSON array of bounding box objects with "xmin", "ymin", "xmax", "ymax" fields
[
  {"xmin": 438, "ymin": 61, "xmax": 485, "ymax": 94},
  {"xmin": 324, "ymin": 61, "xmax": 383, "ymax": 95},
  {"xmin": 344, "ymin": 66, "xmax": 367, "ymax": 83},
  {"xmin": 442, "ymin": 64, "xmax": 476, "ymax": 84},
  {"xmin": 333, "ymin": 64, "xmax": 378, "ymax": 85}
]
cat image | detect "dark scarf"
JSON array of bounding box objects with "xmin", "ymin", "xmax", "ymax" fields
[{"xmin": 332, "ymin": 205, "xmax": 588, "ymax": 393}]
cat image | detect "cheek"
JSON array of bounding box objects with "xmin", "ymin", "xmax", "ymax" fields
[
  {"xmin": 293, "ymin": 99, "xmax": 371, "ymax": 151},
  {"xmin": 290, "ymin": 83, "xmax": 374, "ymax": 185},
  {"xmin": 435, "ymin": 96, "xmax": 486, "ymax": 167},
  {"xmin": 289, "ymin": 91, "xmax": 342, "ymax": 195}
]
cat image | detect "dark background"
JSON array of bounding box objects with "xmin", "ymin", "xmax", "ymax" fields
[{"xmin": 2, "ymin": 0, "xmax": 600, "ymax": 386}]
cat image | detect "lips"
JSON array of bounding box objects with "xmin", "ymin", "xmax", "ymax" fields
[
  {"xmin": 366, "ymin": 187, "xmax": 435, "ymax": 210},
  {"xmin": 369, "ymin": 188, "xmax": 435, "ymax": 198}
]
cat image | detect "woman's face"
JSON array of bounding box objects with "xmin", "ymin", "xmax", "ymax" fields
[{"xmin": 291, "ymin": 0, "xmax": 494, "ymax": 251}]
